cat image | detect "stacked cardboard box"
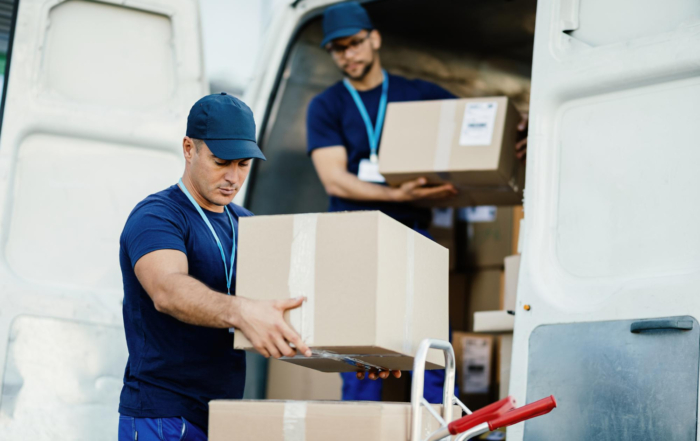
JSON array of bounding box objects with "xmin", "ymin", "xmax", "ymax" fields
[{"xmin": 209, "ymin": 401, "xmax": 462, "ymax": 441}]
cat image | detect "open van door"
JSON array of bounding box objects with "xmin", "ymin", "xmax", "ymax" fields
[
  {"xmin": 511, "ymin": 0, "xmax": 700, "ymax": 439},
  {"xmin": 0, "ymin": 0, "xmax": 205, "ymax": 439}
]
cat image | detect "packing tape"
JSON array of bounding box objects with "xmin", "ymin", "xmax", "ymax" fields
[
  {"xmin": 283, "ymin": 401, "xmax": 307, "ymax": 441},
  {"xmin": 433, "ymin": 100, "xmax": 458, "ymax": 174},
  {"xmin": 288, "ymin": 214, "xmax": 318, "ymax": 345},
  {"xmin": 403, "ymin": 229, "xmax": 415, "ymax": 355}
]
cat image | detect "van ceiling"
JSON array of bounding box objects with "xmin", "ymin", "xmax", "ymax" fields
[{"xmin": 365, "ymin": 0, "xmax": 537, "ymax": 63}]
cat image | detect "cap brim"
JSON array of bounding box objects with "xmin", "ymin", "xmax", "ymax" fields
[
  {"xmin": 320, "ymin": 26, "xmax": 366, "ymax": 47},
  {"xmin": 205, "ymin": 138, "xmax": 266, "ymax": 161}
]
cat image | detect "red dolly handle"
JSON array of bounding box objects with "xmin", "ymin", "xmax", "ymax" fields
[
  {"xmin": 488, "ymin": 396, "xmax": 557, "ymax": 430},
  {"xmin": 447, "ymin": 396, "xmax": 517, "ymax": 435}
]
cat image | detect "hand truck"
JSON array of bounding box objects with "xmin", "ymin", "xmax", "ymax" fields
[{"xmin": 410, "ymin": 338, "xmax": 556, "ymax": 441}]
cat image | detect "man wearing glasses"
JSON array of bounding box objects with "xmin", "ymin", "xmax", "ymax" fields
[{"xmin": 306, "ymin": 2, "xmax": 458, "ymax": 403}]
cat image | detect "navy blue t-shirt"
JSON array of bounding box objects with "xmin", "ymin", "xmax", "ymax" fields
[
  {"xmin": 307, "ymin": 73, "xmax": 455, "ymax": 225},
  {"xmin": 118, "ymin": 184, "xmax": 252, "ymax": 431}
]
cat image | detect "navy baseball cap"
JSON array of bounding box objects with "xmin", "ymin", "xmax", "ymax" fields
[
  {"xmin": 321, "ymin": 2, "xmax": 374, "ymax": 48},
  {"xmin": 186, "ymin": 93, "xmax": 266, "ymax": 161}
]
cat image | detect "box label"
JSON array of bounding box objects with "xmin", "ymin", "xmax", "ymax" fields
[
  {"xmin": 459, "ymin": 102, "xmax": 498, "ymax": 146},
  {"xmin": 461, "ymin": 336, "xmax": 492, "ymax": 394}
]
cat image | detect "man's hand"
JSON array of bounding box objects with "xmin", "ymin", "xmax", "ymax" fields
[
  {"xmin": 389, "ymin": 177, "xmax": 457, "ymax": 202},
  {"xmin": 357, "ymin": 369, "xmax": 402, "ymax": 380},
  {"xmin": 515, "ymin": 113, "xmax": 528, "ymax": 163},
  {"xmin": 235, "ymin": 296, "xmax": 312, "ymax": 359}
]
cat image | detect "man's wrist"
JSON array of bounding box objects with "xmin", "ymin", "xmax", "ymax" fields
[{"xmin": 226, "ymin": 295, "xmax": 245, "ymax": 329}]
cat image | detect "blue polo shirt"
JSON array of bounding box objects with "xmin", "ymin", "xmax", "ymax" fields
[
  {"xmin": 306, "ymin": 73, "xmax": 455, "ymax": 225},
  {"xmin": 118, "ymin": 184, "xmax": 251, "ymax": 431}
]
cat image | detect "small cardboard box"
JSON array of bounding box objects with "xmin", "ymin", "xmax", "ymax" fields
[
  {"xmin": 209, "ymin": 400, "xmax": 462, "ymax": 441},
  {"xmin": 378, "ymin": 97, "xmax": 523, "ymax": 207},
  {"xmin": 234, "ymin": 211, "xmax": 448, "ymax": 372}
]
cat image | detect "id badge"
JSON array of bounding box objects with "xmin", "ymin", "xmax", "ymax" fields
[{"xmin": 357, "ymin": 159, "xmax": 386, "ymax": 183}]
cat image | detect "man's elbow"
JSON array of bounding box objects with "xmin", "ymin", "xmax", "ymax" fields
[
  {"xmin": 321, "ymin": 180, "xmax": 345, "ymax": 198},
  {"xmin": 151, "ymin": 291, "xmax": 173, "ymax": 314}
]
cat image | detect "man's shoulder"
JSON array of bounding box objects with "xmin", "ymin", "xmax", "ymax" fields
[
  {"xmin": 127, "ymin": 186, "xmax": 186, "ymax": 224},
  {"xmin": 228, "ymin": 203, "xmax": 254, "ymax": 218},
  {"xmin": 310, "ymin": 81, "xmax": 346, "ymax": 107}
]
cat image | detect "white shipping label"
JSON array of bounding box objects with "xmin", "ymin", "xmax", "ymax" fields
[
  {"xmin": 459, "ymin": 101, "xmax": 498, "ymax": 146},
  {"xmin": 461, "ymin": 336, "xmax": 492, "ymax": 394},
  {"xmin": 357, "ymin": 159, "xmax": 386, "ymax": 183}
]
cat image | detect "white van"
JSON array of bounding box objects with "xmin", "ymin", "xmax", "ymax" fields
[
  {"xmin": 0, "ymin": 0, "xmax": 698, "ymax": 440},
  {"xmin": 242, "ymin": 1, "xmax": 700, "ymax": 440}
]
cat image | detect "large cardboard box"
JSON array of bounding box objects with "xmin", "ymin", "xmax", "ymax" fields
[
  {"xmin": 378, "ymin": 97, "xmax": 523, "ymax": 207},
  {"xmin": 503, "ymin": 254, "xmax": 521, "ymax": 311},
  {"xmin": 266, "ymin": 359, "xmax": 341, "ymax": 401},
  {"xmin": 209, "ymin": 400, "xmax": 462, "ymax": 441},
  {"xmin": 234, "ymin": 211, "xmax": 449, "ymax": 372},
  {"xmin": 465, "ymin": 269, "xmax": 503, "ymax": 331}
]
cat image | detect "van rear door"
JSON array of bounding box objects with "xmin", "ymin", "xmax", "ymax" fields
[
  {"xmin": 511, "ymin": 0, "xmax": 700, "ymax": 439},
  {"xmin": 0, "ymin": 1, "xmax": 205, "ymax": 439}
]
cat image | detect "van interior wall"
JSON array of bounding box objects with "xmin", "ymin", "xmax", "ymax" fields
[{"xmin": 247, "ymin": 0, "xmax": 536, "ymax": 216}]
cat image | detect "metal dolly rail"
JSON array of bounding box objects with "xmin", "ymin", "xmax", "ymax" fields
[{"xmin": 410, "ymin": 339, "xmax": 556, "ymax": 441}]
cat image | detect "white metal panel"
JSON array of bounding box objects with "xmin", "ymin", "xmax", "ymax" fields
[
  {"xmin": 0, "ymin": 0, "xmax": 206, "ymax": 439},
  {"xmin": 510, "ymin": 0, "xmax": 700, "ymax": 439}
]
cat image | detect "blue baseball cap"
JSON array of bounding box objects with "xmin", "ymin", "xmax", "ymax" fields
[
  {"xmin": 321, "ymin": 2, "xmax": 374, "ymax": 48},
  {"xmin": 186, "ymin": 93, "xmax": 266, "ymax": 161}
]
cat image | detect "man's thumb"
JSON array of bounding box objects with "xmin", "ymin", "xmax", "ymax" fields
[{"xmin": 279, "ymin": 296, "xmax": 305, "ymax": 310}]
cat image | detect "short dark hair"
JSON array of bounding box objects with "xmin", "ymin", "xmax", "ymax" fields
[{"xmin": 191, "ymin": 138, "xmax": 206, "ymax": 152}]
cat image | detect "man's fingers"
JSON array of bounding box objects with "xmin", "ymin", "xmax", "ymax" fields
[
  {"xmin": 518, "ymin": 114, "xmax": 529, "ymax": 131},
  {"xmin": 266, "ymin": 343, "xmax": 283, "ymax": 359},
  {"xmin": 402, "ymin": 177, "xmax": 428, "ymax": 192},
  {"xmin": 392, "ymin": 370, "xmax": 402, "ymax": 379},
  {"xmin": 515, "ymin": 138, "xmax": 527, "ymax": 151},
  {"xmin": 273, "ymin": 336, "xmax": 296, "ymax": 358},
  {"xmin": 378, "ymin": 370, "xmax": 389, "ymax": 379},
  {"xmin": 356, "ymin": 371, "xmax": 366, "ymax": 380},
  {"xmin": 282, "ymin": 325, "xmax": 312, "ymax": 357}
]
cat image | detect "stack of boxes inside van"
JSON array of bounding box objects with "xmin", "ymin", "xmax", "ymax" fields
[{"xmin": 209, "ymin": 96, "xmax": 524, "ymax": 440}]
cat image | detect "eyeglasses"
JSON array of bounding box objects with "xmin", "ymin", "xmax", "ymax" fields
[{"xmin": 326, "ymin": 33, "xmax": 370, "ymax": 58}]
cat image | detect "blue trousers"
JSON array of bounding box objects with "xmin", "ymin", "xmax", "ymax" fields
[
  {"xmin": 118, "ymin": 415, "xmax": 207, "ymax": 441},
  {"xmin": 341, "ymin": 368, "xmax": 455, "ymax": 403}
]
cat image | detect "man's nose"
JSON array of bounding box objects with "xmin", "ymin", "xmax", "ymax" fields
[{"xmin": 224, "ymin": 164, "xmax": 239, "ymax": 184}]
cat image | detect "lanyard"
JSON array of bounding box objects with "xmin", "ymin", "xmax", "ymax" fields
[
  {"xmin": 343, "ymin": 70, "xmax": 389, "ymax": 163},
  {"xmin": 178, "ymin": 178, "xmax": 236, "ymax": 295}
]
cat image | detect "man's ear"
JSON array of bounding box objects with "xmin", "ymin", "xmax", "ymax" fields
[
  {"xmin": 370, "ymin": 29, "xmax": 382, "ymax": 51},
  {"xmin": 183, "ymin": 136, "xmax": 195, "ymax": 161}
]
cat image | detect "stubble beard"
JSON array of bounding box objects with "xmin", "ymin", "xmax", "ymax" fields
[{"xmin": 342, "ymin": 54, "xmax": 375, "ymax": 81}]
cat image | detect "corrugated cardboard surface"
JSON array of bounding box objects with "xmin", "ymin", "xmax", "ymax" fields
[
  {"xmin": 266, "ymin": 359, "xmax": 341, "ymax": 401},
  {"xmin": 378, "ymin": 97, "xmax": 523, "ymax": 207},
  {"xmin": 209, "ymin": 400, "xmax": 462, "ymax": 441},
  {"xmin": 465, "ymin": 206, "xmax": 514, "ymax": 268},
  {"xmin": 233, "ymin": 211, "xmax": 448, "ymax": 371},
  {"xmin": 498, "ymin": 334, "xmax": 513, "ymax": 400}
]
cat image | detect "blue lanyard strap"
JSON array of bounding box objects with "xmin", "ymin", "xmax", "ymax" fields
[
  {"xmin": 178, "ymin": 178, "xmax": 236, "ymax": 295},
  {"xmin": 343, "ymin": 70, "xmax": 389, "ymax": 162}
]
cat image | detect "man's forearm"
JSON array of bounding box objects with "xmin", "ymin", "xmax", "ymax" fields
[
  {"xmin": 325, "ymin": 170, "xmax": 396, "ymax": 201},
  {"xmin": 154, "ymin": 272, "xmax": 241, "ymax": 328}
]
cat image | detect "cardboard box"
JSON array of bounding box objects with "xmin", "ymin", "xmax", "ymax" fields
[
  {"xmin": 465, "ymin": 207, "xmax": 514, "ymax": 269},
  {"xmin": 234, "ymin": 211, "xmax": 449, "ymax": 372},
  {"xmin": 466, "ymin": 269, "xmax": 503, "ymax": 331},
  {"xmin": 473, "ymin": 311, "xmax": 514, "ymax": 333},
  {"xmin": 449, "ymin": 273, "xmax": 468, "ymax": 331},
  {"xmin": 378, "ymin": 97, "xmax": 524, "ymax": 207},
  {"xmin": 209, "ymin": 400, "xmax": 462, "ymax": 441},
  {"xmin": 452, "ymin": 332, "xmax": 495, "ymax": 395},
  {"xmin": 266, "ymin": 359, "xmax": 341, "ymax": 401}
]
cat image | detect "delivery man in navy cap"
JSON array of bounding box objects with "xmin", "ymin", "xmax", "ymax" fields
[
  {"xmin": 118, "ymin": 93, "xmax": 312, "ymax": 440},
  {"xmin": 306, "ymin": 2, "xmax": 461, "ymax": 404}
]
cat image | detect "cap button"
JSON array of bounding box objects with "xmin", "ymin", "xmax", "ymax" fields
[{"xmin": 221, "ymin": 92, "xmax": 227, "ymax": 95}]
